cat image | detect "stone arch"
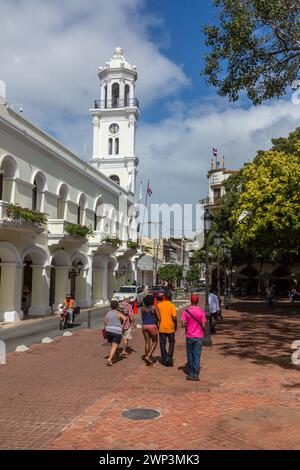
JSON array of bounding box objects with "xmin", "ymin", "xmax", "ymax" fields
[
  {"xmin": 0, "ymin": 241, "xmax": 22, "ymax": 264},
  {"xmin": 77, "ymin": 193, "xmax": 87, "ymax": 225},
  {"xmin": 32, "ymin": 170, "xmax": 47, "ymax": 211},
  {"xmin": 21, "ymin": 245, "xmax": 51, "ymax": 317},
  {"xmin": 94, "ymin": 195, "xmax": 104, "ymax": 231}
]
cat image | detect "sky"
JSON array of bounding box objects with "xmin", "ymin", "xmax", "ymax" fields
[{"xmin": 1, "ymin": 0, "xmax": 300, "ymax": 224}]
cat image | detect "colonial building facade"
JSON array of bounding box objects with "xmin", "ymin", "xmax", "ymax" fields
[{"xmin": 0, "ymin": 48, "xmax": 142, "ymax": 322}]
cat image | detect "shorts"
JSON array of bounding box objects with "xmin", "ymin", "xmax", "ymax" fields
[
  {"xmin": 106, "ymin": 331, "xmax": 122, "ymax": 344},
  {"xmin": 123, "ymin": 327, "xmax": 132, "ymax": 340},
  {"xmin": 142, "ymin": 324, "xmax": 159, "ymax": 337}
]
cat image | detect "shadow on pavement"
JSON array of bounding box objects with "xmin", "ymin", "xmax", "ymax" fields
[{"xmin": 216, "ymin": 301, "xmax": 300, "ymax": 370}]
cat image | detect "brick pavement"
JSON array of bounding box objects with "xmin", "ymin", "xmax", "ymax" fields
[{"xmin": 1, "ymin": 299, "xmax": 300, "ymax": 450}]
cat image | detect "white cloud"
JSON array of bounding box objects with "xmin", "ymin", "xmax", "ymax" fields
[
  {"xmin": 138, "ymin": 98, "xmax": 300, "ymax": 204},
  {"xmin": 0, "ymin": 0, "xmax": 188, "ymax": 151}
]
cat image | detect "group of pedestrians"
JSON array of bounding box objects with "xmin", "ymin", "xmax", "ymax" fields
[{"xmin": 104, "ymin": 290, "xmax": 208, "ymax": 382}]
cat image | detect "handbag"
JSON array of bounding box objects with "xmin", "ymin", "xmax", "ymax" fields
[{"xmin": 102, "ymin": 328, "xmax": 107, "ymax": 339}]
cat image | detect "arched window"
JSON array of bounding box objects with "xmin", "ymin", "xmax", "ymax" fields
[
  {"xmin": 0, "ymin": 156, "xmax": 18, "ymax": 202},
  {"xmin": 32, "ymin": 180, "xmax": 37, "ymax": 211},
  {"xmin": 77, "ymin": 193, "xmax": 86, "ymax": 225},
  {"xmin": 94, "ymin": 197, "xmax": 103, "ymax": 231},
  {"xmin": 115, "ymin": 138, "xmax": 119, "ymax": 155},
  {"xmin": 110, "ymin": 175, "xmax": 120, "ymax": 185},
  {"xmin": 104, "ymin": 85, "xmax": 108, "ymax": 109},
  {"xmin": 32, "ymin": 172, "xmax": 46, "ymax": 211},
  {"xmin": 108, "ymin": 138, "xmax": 113, "ymax": 155},
  {"xmin": 125, "ymin": 84, "xmax": 130, "ymax": 106},
  {"xmin": 112, "ymin": 83, "xmax": 119, "ymax": 108}
]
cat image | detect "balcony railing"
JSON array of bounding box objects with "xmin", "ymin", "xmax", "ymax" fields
[{"xmin": 93, "ymin": 98, "xmax": 139, "ymax": 109}]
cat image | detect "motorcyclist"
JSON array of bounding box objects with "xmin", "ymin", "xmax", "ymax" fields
[{"xmin": 62, "ymin": 294, "xmax": 75, "ymax": 324}]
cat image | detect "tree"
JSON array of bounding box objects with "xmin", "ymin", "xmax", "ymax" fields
[
  {"xmin": 159, "ymin": 265, "xmax": 183, "ymax": 284},
  {"xmin": 203, "ymin": 0, "xmax": 300, "ymax": 104},
  {"xmin": 232, "ymin": 149, "xmax": 300, "ymax": 252},
  {"xmin": 186, "ymin": 265, "xmax": 202, "ymax": 283}
]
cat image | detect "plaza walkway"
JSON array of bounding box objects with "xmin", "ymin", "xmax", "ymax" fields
[{"xmin": 0, "ymin": 299, "xmax": 300, "ymax": 450}]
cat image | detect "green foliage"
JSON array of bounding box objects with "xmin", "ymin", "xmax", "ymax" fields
[
  {"xmin": 103, "ymin": 236, "xmax": 123, "ymax": 248},
  {"xmin": 126, "ymin": 240, "xmax": 140, "ymax": 250},
  {"xmin": 203, "ymin": 0, "xmax": 300, "ymax": 104},
  {"xmin": 232, "ymin": 149, "xmax": 300, "ymax": 253},
  {"xmin": 190, "ymin": 249, "xmax": 206, "ymax": 266},
  {"xmin": 186, "ymin": 265, "xmax": 202, "ymax": 283},
  {"xmin": 6, "ymin": 204, "xmax": 48, "ymax": 226},
  {"xmin": 159, "ymin": 265, "xmax": 183, "ymax": 283},
  {"xmin": 65, "ymin": 223, "xmax": 94, "ymax": 238}
]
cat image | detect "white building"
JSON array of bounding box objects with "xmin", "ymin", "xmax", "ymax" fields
[{"xmin": 0, "ymin": 48, "xmax": 142, "ymax": 323}]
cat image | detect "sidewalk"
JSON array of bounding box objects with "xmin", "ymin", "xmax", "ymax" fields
[{"xmin": 0, "ymin": 300, "xmax": 300, "ymax": 450}]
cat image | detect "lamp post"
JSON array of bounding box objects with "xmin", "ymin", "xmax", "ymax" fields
[
  {"xmin": 203, "ymin": 208, "xmax": 213, "ymax": 347},
  {"xmin": 215, "ymin": 233, "xmax": 222, "ymax": 310},
  {"xmin": 223, "ymin": 245, "xmax": 229, "ymax": 309}
]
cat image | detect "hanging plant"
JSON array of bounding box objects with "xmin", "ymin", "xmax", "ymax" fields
[
  {"xmin": 6, "ymin": 204, "xmax": 48, "ymax": 226},
  {"xmin": 65, "ymin": 223, "xmax": 94, "ymax": 238},
  {"xmin": 103, "ymin": 236, "xmax": 123, "ymax": 248},
  {"xmin": 127, "ymin": 240, "xmax": 140, "ymax": 250}
]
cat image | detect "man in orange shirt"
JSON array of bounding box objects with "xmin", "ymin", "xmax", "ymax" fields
[
  {"xmin": 63, "ymin": 294, "xmax": 75, "ymax": 324},
  {"xmin": 157, "ymin": 291, "xmax": 177, "ymax": 367}
]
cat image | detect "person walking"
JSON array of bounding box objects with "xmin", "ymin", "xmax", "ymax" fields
[
  {"xmin": 157, "ymin": 291, "xmax": 177, "ymax": 367},
  {"xmin": 119, "ymin": 297, "xmax": 136, "ymax": 357},
  {"xmin": 141, "ymin": 294, "xmax": 160, "ymax": 366},
  {"xmin": 208, "ymin": 287, "xmax": 220, "ymax": 333},
  {"xmin": 181, "ymin": 294, "xmax": 206, "ymax": 382},
  {"xmin": 104, "ymin": 300, "xmax": 126, "ymax": 366}
]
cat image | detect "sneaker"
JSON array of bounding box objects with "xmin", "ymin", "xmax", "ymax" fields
[
  {"xmin": 186, "ymin": 375, "xmax": 194, "ymax": 381},
  {"xmin": 192, "ymin": 376, "xmax": 200, "ymax": 382}
]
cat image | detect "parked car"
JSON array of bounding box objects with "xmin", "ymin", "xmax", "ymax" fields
[
  {"xmin": 147, "ymin": 285, "xmax": 169, "ymax": 301},
  {"xmin": 112, "ymin": 286, "xmax": 144, "ymax": 305}
]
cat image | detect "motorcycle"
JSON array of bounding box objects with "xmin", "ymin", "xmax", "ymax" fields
[{"xmin": 59, "ymin": 305, "xmax": 80, "ymax": 330}]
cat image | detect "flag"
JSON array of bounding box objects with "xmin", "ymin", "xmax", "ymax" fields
[
  {"xmin": 213, "ymin": 147, "xmax": 218, "ymax": 157},
  {"xmin": 147, "ymin": 181, "xmax": 153, "ymax": 197}
]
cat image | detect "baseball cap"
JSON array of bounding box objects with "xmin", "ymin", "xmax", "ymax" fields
[{"xmin": 191, "ymin": 294, "xmax": 199, "ymax": 304}]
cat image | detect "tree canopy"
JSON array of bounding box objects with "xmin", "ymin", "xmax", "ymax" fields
[{"xmin": 203, "ymin": 0, "xmax": 300, "ymax": 104}]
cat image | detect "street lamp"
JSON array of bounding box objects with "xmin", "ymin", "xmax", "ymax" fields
[
  {"xmin": 203, "ymin": 209, "xmax": 213, "ymax": 347},
  {"xmin": 215, "ymin": 233, "xmax": 222, "ymax": 312},
  {"xmin": 223, "ymin": 245, "xmax": 229, "ymax": 309}
]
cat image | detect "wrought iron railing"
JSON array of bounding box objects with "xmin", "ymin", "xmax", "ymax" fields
[{"xmin": 93, "ymin": 98, "xmax": 139, "ymax": 109}]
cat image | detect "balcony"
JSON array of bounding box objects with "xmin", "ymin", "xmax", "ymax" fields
[
  {"xmin": 47, "ymin": 220, "xmax": 90, "ymax": 247},
  {"xmin": 93, "ymin": 98, "xmax": 139, "ymax": 109},
  {"xmin": 0, "ymin": 201, "xmax": 45, "ymax": 235},
  {"xmin": 88, "ymin": 232, "xmax": 119, "ymax": 255}
]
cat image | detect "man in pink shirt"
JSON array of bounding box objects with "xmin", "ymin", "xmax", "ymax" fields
[{"xmin": 181, "ymin": 294, "xmax": 206, "ymax": 382}]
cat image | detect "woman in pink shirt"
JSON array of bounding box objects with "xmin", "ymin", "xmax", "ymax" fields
[{"xmin": 181, "ymin": 294, "xmax": 206, "ymax": 382}]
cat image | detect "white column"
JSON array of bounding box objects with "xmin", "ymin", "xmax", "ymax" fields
[
  {"xmin": 53, "ymin": 266, "xmax": 70, "ymax": 310},
  {"xmin": 0, "ymin": 263, "xmax": 23, "ymax": 322},
  {"xmin": 103, "ymin": 264, "xmax": 109, "ymax": 303},
  {"xmin": 93, "ymin": 268, "xmax": 104, "ymax": 304},
  {"xmin": 120, "ymin": 78, "xmax": 125, "ymax": 105},
  {"xmin": 29, "ymin": 265, "xmax": 51, "ymax": 316},
  {"xmin": 92, "ymin": 117, "xmax": 99, "ymax": 158}
]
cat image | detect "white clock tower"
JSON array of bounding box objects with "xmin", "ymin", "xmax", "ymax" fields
[{"xmin": 90, "ymin": 47, "xmax": 139, "ymax": 194}]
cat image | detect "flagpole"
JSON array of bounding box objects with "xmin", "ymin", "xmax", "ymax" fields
[{"xmin": 139, "ymin": 179, "xmax": 150, "ymax": 244}]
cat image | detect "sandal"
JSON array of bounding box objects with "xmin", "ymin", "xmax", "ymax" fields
[
  {"xmin": 145, "ymin": 356, "xmax": 153, "ymax": 366},
  {"xmin": 106, "ymin": 360, "xmax": 113, "ymax": 366}
]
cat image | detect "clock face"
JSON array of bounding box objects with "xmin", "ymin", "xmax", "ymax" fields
[{"xmin": 109, "ymin": 123, "xmax": 119, "ymax": 134}]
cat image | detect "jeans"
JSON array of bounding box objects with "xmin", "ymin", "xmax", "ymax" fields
[
  {"xmin": 67, "ymin": 309, "xmax": 74, "ymax": 323},
  {"xmin": 159, "ymin": 333, "xmax": 175, "ymax": 365},
  {"xmin": 186, "ymin": 338, "xmax": 203, "ymax": 378}
]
